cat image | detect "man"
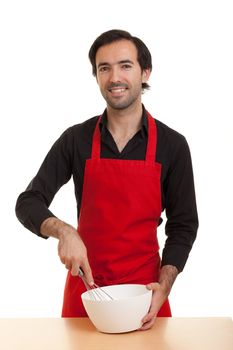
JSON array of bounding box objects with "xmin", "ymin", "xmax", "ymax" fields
[{"xmin": 15, "ymin": 29, "xmax": 198, "ymax": 330}]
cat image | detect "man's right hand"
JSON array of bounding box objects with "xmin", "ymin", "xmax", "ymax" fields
[{"xmin": 40, "ymin": 217, "xmax": 94, "ymax": 285}]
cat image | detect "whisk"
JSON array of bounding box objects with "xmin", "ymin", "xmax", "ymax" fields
[{"xmin": 78, "ymin": 268, "xmax": 114, "ymax": 301}]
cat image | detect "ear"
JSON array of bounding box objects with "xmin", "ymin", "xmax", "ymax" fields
[{"xmin": 142, "ymin": 69, "xmax": 151, "ymax": 83}]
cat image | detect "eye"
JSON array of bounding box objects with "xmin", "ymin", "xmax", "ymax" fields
[
  {"xmin": 122, "ymin": 64, "xmax": 132, "ymax": 70},
  {"xmin": 98, "ymin": 66, "xmax": 109, "ymax": 73}
]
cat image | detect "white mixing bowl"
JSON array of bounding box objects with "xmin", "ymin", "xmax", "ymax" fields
[{"xmin": 81, "ymin": 284, "xmax": 152, "ymax": 333}]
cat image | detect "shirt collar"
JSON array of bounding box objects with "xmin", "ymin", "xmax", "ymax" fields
[{"xmin": 99, "ymin": 104, "xmax": 148, "ymax": 139}]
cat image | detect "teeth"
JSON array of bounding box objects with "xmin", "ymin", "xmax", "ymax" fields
[{"xmin": 111, "ymin": 88, "xmax": 126, "ymax": 93}]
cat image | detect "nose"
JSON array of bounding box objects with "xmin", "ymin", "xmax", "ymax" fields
[{"xmin": 109, "ymin": 66, "xmax": 121, "ymax": 83}]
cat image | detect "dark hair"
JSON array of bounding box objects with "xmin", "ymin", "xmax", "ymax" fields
[{"xmin": 88, "ymin": 29, "xmax": 152, "ymax": 91}]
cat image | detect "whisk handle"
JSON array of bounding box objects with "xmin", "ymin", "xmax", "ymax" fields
[{"xmin": 78, "ymin": 267, "xmax": 84, "ymax": 277}]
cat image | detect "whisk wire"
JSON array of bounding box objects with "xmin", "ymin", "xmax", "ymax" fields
[{"xmin": 78, "ymin": 268, "xmax": 114, "ymax": 301}]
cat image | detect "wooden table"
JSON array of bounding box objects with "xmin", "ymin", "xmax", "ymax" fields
[{"xmin": 0, "ymin": 318, "xmax": 232, "ymax": 350}]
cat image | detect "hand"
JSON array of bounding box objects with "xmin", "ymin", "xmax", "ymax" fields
[
  {"xmin": 40, "ymin": 217, "xmax": 94, "ymax": 285},
  {"xmin": 58, "ymin": 225, "xmax": 94, "ymax": 284},
  {"xmin": 140, "ymin": 265, "xmax": 178, "ymax": 331},
  {"xmin": 140, "ymin": 282, "xmax": 168, "ymax": 331}
]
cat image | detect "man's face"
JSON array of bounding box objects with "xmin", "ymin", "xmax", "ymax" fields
[{"xmin": 95, "ymin": 40, "xmax": 150, "ymax": 110}]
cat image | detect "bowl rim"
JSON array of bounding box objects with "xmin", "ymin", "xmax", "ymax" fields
[{"xmin": 81, "ymin": 283, "xmax": 152, "ymax": 302}]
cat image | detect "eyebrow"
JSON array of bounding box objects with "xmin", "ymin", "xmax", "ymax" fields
[{"xmin": 97, "ymin": 59, "xmax": 134, "ymax": 69}]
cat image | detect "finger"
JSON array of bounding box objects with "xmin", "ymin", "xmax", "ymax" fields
[
  {"xmin": 143, "ymin": 289, "xmax": 162, "ymax": 318},
  {"xmin": 69, "ymin": 256, "xmax": 89, "ymax": 276},
  {"xmin": 60, "ymin": 256, "xmax": 66, "ymax": 265},
  {"xmin": 142, "ymin": 288, "xmax": 160, "ymax": 323},
  {"xmin": 65, "ymin": 261, "xmax": 72, "ymax": 271},
  {"xmin": 139, "ymin": 317, "xmax": 156, "ymax": 331},
  {"xmin": 58, "ymin": 245, "xmax": 67, "ymax": 266},
  {"xmin": 146, "ymin": 282, "xmax": 160, "ymax": 291},
  {"xmin": 59, "ymin": 253, "xmax": 70, "ymax": 269},
  {"xmin": 70, "ymin": 259, "xmax": 81, "ymax": 276},
  {"xmin": 142, "ymin": 309, "xmax": 157, "ymax": 324}
]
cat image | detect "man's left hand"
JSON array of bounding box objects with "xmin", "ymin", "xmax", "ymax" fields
[
  {"xmin": 140, "ymin": 282, "xmax": 168, "ymax": 330},
  {"xmin": 139, "ymin": 265, "xmax": 179, "ymax": 331}
]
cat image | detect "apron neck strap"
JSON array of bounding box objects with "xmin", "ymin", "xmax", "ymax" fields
[
  {"xmin": 146, "ymin": 111, "xmax": 157, "ymax": 164},
  {"xmin": 91, "ymin": 111, "xmax": 157, "ymax": 164},
  {"xmin": 91, "ymin": 116, "xmax": 102, "ymax": 160}
]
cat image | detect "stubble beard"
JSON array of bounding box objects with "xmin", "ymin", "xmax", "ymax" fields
[{"xmin": 103, "ymin": 88, "xmax": 142, "ymax": 111}]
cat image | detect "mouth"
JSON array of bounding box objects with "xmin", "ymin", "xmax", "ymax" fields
[
  {"xmin": 109, "ymin": 88, "xmax": 127, "ymax": 93},
  {"xmin": 107, "ymin": 86, "xmax": 128, "ymax": 96}
]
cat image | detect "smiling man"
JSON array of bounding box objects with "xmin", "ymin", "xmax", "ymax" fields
[
  {"xmin": 16, "ymin": 29, "xmax": 198, "ymax": 330},
  {"xmin": 96, "ymin": 40, "xmax": 149, "ymax": 112}
]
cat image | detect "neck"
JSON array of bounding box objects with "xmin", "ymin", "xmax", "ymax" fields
[
  {"xmin": 106, "ymin": 102, "xmax": 143, "ymax": 137},
  {"xmin": 105, "ymin": 102, "xmax": 143, "ymax": 153}
]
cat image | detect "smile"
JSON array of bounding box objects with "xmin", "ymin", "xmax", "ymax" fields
[
  {"xmin": 108, "ymin": 88, "xmax": 127, "ymax": 93},
  {"xmin": 112, "ymin": 88, "xmax": 125, "ymax": 92}
]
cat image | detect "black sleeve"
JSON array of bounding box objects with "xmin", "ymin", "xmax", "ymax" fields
[
  {"xmin": 15, "ymin": 128, "xmax": 74, "ymax": 238},
  {"xmin": 161, "ymin": 136, "xmax": 198, "ymax": 272}
]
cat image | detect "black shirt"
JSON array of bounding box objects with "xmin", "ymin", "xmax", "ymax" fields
[{"xmin": 15, "ymin": 107, "xmax": 198, "ymax": 272}]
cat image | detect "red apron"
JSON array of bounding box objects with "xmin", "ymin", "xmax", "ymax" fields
[{"xmin": 62, "ymin": 111, "xmax": 171, "ymax": 317}]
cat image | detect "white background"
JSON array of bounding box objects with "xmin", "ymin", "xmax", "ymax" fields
[{"xmin": 0, "ymin": 0, "xmax": 232, "ymax": 317}]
